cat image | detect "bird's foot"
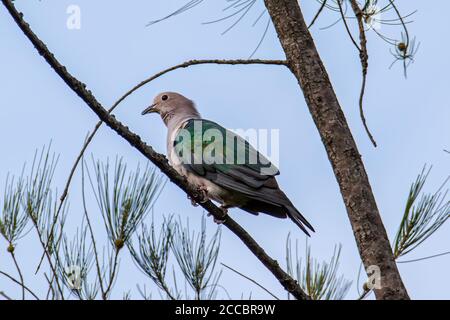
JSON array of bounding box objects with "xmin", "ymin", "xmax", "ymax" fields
[
  {"xmin": 187, "ymin": 194, "xmax": 199, "ymax": 207},
  {"xmin": 209, "ymin": 205, "xmax": 228, "ymax": 224},
  {"xmin": 197, "ymin": 186, "xmax": 209, "ymax": 203},
  {"xmin": 188, "ymin": 186, "xmax": 209, "ymax": 207}
]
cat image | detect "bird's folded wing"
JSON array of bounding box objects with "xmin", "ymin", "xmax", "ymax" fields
[{"xmin": 175, "ymin": 119, "xmax": 280, "ymax": 191}]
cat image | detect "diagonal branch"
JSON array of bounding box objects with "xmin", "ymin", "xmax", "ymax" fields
[
  {"xmin": 81, "ymin": 160, "xmax": 106, "ymax": 298},
  {"xmin": 1, "ymin": 0, "xmax": 309, "ymax": 300},
  {"xmin": 9, "ymin": 250, "xmax": 25, "ymax": 299},
  {"xmin": 0, "ymin": 291, "xmax": 12, "ymax": 300},
  {"xmin": 0, "ymin": 270, "xmax": 40, "ymax": 300},
  {"xmin": 221, "ymin": 263, "xmax": 280, "ymax": 300},
  {"xmin": 337, "ymin": 0, "xmax": 360, "ymax": 51},
  {"xmin": 308, "ymin": 0, "xmax": 328, "ymax": 29}
]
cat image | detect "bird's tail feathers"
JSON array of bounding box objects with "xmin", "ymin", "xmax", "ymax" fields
[{"xmin": 285, "ymin": 205, "xmax": 315, "ymax": 236}]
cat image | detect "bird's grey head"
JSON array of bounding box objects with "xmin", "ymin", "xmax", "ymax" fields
[{"xmin": 141, "ymin": 92, "xmax": 200, "ymax": 126}]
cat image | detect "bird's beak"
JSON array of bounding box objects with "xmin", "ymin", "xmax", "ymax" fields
[{"xmin": 141, "ymin": 103, "xmax": 158, "ymax": 115}]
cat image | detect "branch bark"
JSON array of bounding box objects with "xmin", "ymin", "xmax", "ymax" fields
[
  {"xmin": 1, "ymin": 0, "xmax": 309, "ymax": 300},
  {"xmin": 263, "ymin": 0, "xmax": 409, "ymax": 300}
]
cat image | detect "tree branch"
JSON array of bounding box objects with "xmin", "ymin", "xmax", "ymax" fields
[
  {"xmin": 9, "ymin": 250, "xmax": 25, "ymax": 299},
  {"xmin": 0, "ymin": 291, "xmax": 12, "ymax": 300},
  {"xmin": 0, "ymin": 270, "xmax": 40, "ymax": 300},
  {"xmin": 349, "ymin": 0, "xmax": 377, "ymax": 147},
  {"xmin": 263, "ymin": 0, "xmax": 409, "ymax": 299},
  {"xmin": 81, "ymin": 160, "xmax": 106, "ymax": 298},
  {"xmin": 1, "ymin": 0, "xmax": 309, "ymax": 300},
  {"xmin": 221, "ymin": 263, "xmax": 280, "ymax": 300},
  {"xmin": 308, "ymin": 0, "xmax": 328, "ymax": 29}
]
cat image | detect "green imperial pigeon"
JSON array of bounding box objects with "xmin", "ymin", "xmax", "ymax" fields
[{"xmin": 142, "ymin": 92, "xmax": 314, "ymax": 236}]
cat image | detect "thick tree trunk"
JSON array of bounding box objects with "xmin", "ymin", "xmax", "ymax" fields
[
  {"xmin": 1, "ymin": 0, "xmax": 312, "ymax": 301},
  {"xmin": 264, "ymin": 0, "xmax": 409, "ymax": 300}
]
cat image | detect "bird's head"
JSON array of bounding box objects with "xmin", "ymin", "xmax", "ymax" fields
[{"xmin": 142, "ymin": 92, "xmax": 200, "ymax": 125}]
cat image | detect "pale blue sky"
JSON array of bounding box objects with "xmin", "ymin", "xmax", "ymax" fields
[{"xmin": 0, "ymin": 0, "xmax": 449, "ymax": 299}]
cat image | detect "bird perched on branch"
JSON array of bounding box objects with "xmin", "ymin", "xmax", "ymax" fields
[{"xmin": 142, "ymin": 92, "xmax": 314, "ymax": 236}]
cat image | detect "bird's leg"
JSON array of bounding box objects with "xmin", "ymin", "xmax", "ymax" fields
[{"xmin": 188, "ymin": 185, "xmax": 209, "ymax": 207}]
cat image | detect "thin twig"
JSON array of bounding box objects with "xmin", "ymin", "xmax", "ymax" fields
[
  {"xmin": 0, "ymin": 270, "xmax": 40, "ymax": 300},
  {"xmin": 388, "ymin": 0, "xmax": 413, "ymax": 78},
  {"xmin": 357, "ymin": 288, "xmax": 371, "ymax": 300},
  {"xmin": 221, "ymin": 263, "xmax": 280, "ymax": 300},
  {"xmin": 156, "ymin": 273, "xmax": 178, "ymax": 300},
  {"xmin": 389, "ymin": 0, "xmax": 410, "ymax": 45},
  {"xmin": 358, "ymin": 251, "xmax": 450, "ymax": 297},
  {"xmin": 0, "ymin": 291, "xmax": 12, "ymax": 300},
  {"xmin": 397, "ymin": 251, "xmax": 450, "ymax": 264},
  {"xmin": 337, "ymin": 0, "xmax": 360, "ymax": 51},
  {"xmin": 9, "ymin": 250, "xmax": 25, "ymax": 299},
  {"xmin": 349, "ymin": 0, "xmax": 377, "ymax": 147},
  {"xmin": 29, "ymin": 216, "xmax": 64, "ymax": 299},
  {"xmin": 81, "ymin": 159, "xmax": 106, "ymax": 297},
  {"xmin": 1, "ymin": 0, "xmax": 309, "ymax": 300},
  {"xmin": 103, "ymin": 248, "xmax": 120, "ymax": 299},
  {"xmin": 308, "ymin": 0, "xmax": 328, "ymax": 29},
  {"xmin": 44, "ymin": 273, "xmax": 56, "ymax": 300},
  {"xmin": 355, "ymin": 259, "xmax": 372, "ymax": 299}
]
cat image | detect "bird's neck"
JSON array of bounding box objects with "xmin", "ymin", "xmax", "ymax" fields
[
  {"xmin": 165, "ymin": 112, "xmax": 201, "ymax": 155},
  {"xmin": 165, "ymin": 111, "xmax": 201, "ymax": 132}
]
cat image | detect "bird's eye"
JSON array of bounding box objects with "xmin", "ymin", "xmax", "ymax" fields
[{"xmin": 161, "ymin": 95, "xmax": 168, "ymax": 101}]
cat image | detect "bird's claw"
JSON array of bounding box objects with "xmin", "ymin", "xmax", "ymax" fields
[
  {"xmin": 208, "ymin": 206, "xmax": 228, "ymax": 224},
  {"xmin": 214, "ymin": 216, "xmax": 227, "ymax": 225},
  {"xmin": 213, "ymin": 216, "xmax": 226, "ymax": 224},
  {"xmin": 191, "ymin": 198, "xmax": 199, "ymax": 207},
  {"xmin": 197, "ymin": 186, "xmax": 209, "ymax": 203},
  {"xmin": 188, "ymin": 195, "xmax": 199, "ymax": 207},
  {"xmin": 188, "ymin": 186, "xmax": 208, "ymax": 207},
  {"xmin": 220, "ymin": 205, "xmax": 228, "ymax": 215}
]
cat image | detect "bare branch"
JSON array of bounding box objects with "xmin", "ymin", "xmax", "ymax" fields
[
  {"xmin": 221, "ymin": 263, "xmax": 279, "ymax": 300},
  {"xmin": 0, "ymin": 291, "xmax": 12, "ymax": 300},
  {"xmin": 349, "ymin": 0, "xmax": 377, "ymax": 147},
  {"xmin": 337, "ymin": 0, "xmax": 360, "ymax": 51},
  {"xmin": 0, "ymin": 270, "xmax": 39, "ymax": 300},
  {"xmin": 81, "ymin": 160, "xmax": 106, "ymax": 297},
  {"xmin": 9, "ymin": 250, "xmax": 25, "ymax": 299},
  {"xmin": 397, "ymin": 251, "xmax": 450, "ymax": 264},
  {"xmin": 103, "ymin": 248, "xmax": 120, "ymax": 299},
  {"xmin": 1, "ymin": 0, "xmax": 308, "ymax": 300},
  {"xmin": 308, "ymin": 0, "xmax": 328, "ymax": 29}
]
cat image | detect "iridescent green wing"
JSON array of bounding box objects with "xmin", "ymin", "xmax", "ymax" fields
[{"xmin": 173, "ymin": 119, "xmax": 279, "ymax": 189}]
